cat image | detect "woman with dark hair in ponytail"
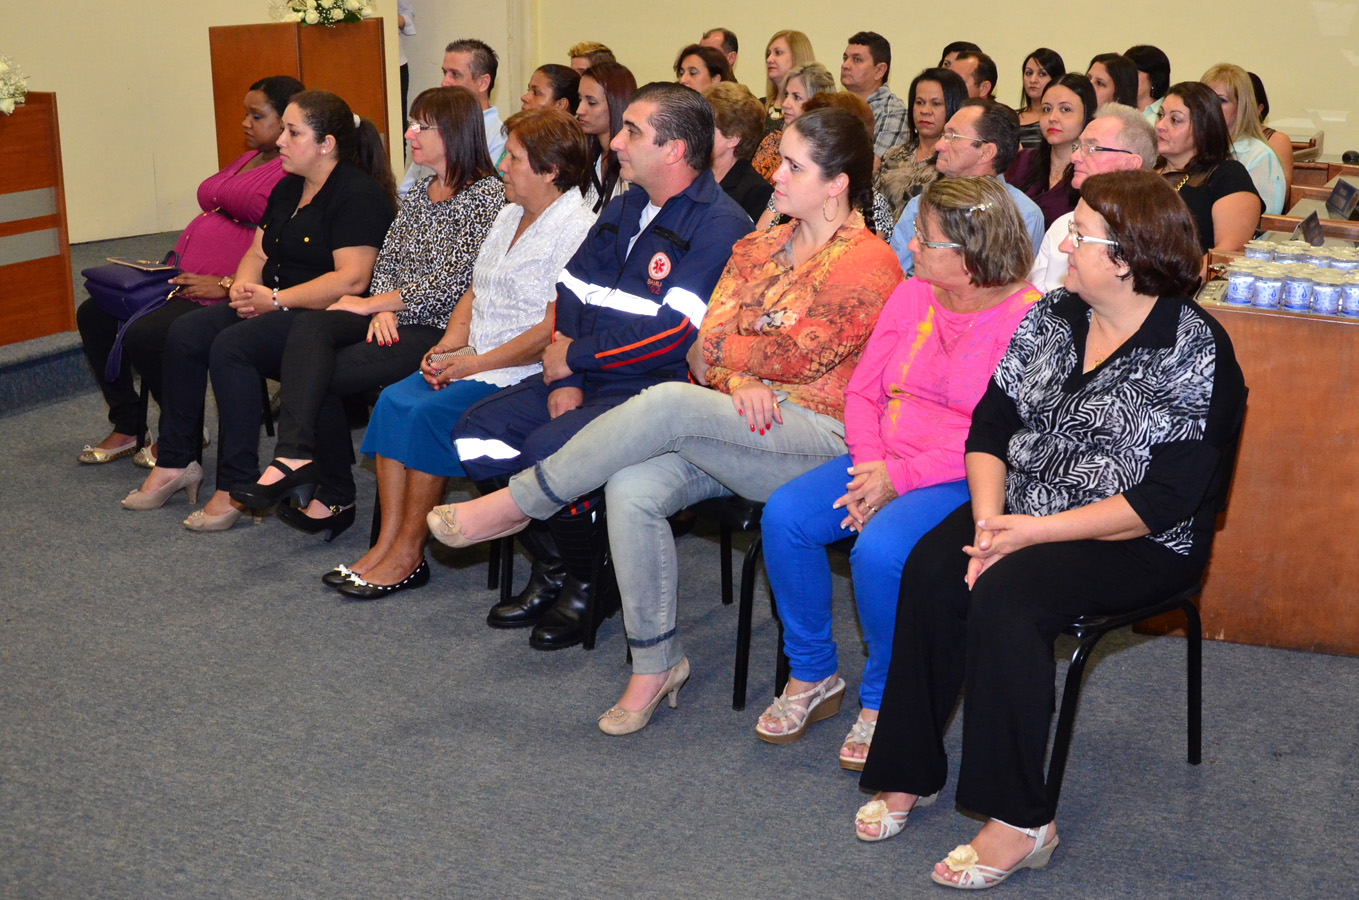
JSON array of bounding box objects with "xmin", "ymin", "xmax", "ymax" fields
[
  {"xmin": 123, "ymin": 89, "xmax": 395, "ymax": 530},
  {"xmin": 423, "ymin": 108, "xmax": 904, "ymax": 736},
  {"xmin": 575, "ymin": 61, "xmax": 636, "ymax": 212}
]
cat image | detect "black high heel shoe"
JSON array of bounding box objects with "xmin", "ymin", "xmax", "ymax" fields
[
  {"xmin": 277, "ymin": 503, "xmax": 356, "ymax": 543},
  {"xmin": 229, "ymin": 460, "xmax": 318, "ymax": 510}
]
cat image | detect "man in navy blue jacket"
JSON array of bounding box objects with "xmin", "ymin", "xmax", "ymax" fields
[{"xmin": 453, "ymin": 82, "xmax": 752, "ymax": 649}]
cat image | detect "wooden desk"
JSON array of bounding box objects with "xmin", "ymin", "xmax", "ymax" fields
[
  {"xmin": 0, "ymin": 92, "xmax": 74, "ymax": 346},
  {"xmin": 1156, "ymin": 301, "xmax": 1359, "ymax": 656}
]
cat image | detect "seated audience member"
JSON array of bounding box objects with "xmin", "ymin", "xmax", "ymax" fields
[
  {"xmin": 322, "ymin": 109, "xmax": 597, "ymax": 596},
  {"xmin": 757, "ymin": 92, "xmax": 896, "ymax": 242},
  {"xmin": 568, "ymin": 42, "xmax": 615, "ymax": 75},
  {"xmin": 1029, "ymin": 103, "xmax": 1157, "ymax": 291},
  {"xmin": 577, "ymin": 61, "xmax": 637, "ymax": 212},
  {"xmin": 891, "ymin": 99, "xmax": 1045, "ymax": 275},
  {"xmin": 1155, "ymin": 81, "xmax": 1262, "ymax": 259},
  {"xmin": 1086, "ymin": 53, "xmax": 1138, "ymax": 108},
  {"xmin": 1016, "ymin": 48, "xmax": 1064, "ymax": 148},
  {"xmin": 1125, "ymin": 44, "xmax": 1171, "ymax": 124},
  {"xmin": 705, "ymin": 82, "xmax": 774, "ymax": 221},
  {"xmin": 76, "ymin": 75, "xmax": 303, "ymax": 467},
  {"xmin": 752, "ymin": 61, "xmax": 834, "ymax": 182},
  {"xmin": 840, "ymin": 31, "xmax": 908, "ymax": 161},
  {"xmin": 755, "ymin": 177, "xmax": 1040, "ymax": 769},
  {"xmin": 675, "ymin": 44, "xmax": 732, "ymax": 93},
  {"xmin": 938, "ymin": 41, "xmax": 981, "ymax": 69},
  {"xmin": 398, "ymin": 39, "xmax": 507, "ymax": 197},
  {"xmin": 447, "ymin": 83, "xmax": 752, "ymax": 650},
  {"xmin": 854, "ymin": 169, "xmax": 1244, "ymax": 891},
  {"xmin": 122, "ymin": 91, "xmax": 396, "ymax": 525},
  {"xmin": 521, "ymin": 63, "xmax": 580, "ymax": 113},
  {"xmin": 1007, "ymin": 74, "xmax": 1097, "ymax": 228},
  {"xmin": 700, "ymin": 28, "xmax": 739, "ymax": 73},
  {"xmin": 950, "ymin": 51, "xmax": 997, "ymax": 100},
  {"xmin": 1248, "ymin": 71, "xmax": 1295, "ymax": 188},
  {"xmin": 761, "ymin": 30, "xmax": 816, "ymax": 134},
  {"xmin": 429, "ymin": 108, "xmax": 902, "ymax": 732},
  {"xmin": 227, "ymin": 87, "xmax": 505, "ymax": 537},
  {"xmin": 1202, "ymin": 64, "xmax": 1286, "ymax": 215},
  {"xmin": 875, "ymin": 67, "xmax": 968, "ymax": 221}
]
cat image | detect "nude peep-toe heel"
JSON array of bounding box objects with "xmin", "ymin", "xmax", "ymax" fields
[
  {"xmin": 598, "ymin": 657, "xmax": 691, "ymax": 736},
  {"xmin": 121, "ymin": 462, "xmax": 203, "ymax": 511}
]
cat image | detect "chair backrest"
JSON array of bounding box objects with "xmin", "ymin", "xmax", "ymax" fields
[{"xmin": 1205, "ymin": 386, "xmax": 1249, "ymax": 520}]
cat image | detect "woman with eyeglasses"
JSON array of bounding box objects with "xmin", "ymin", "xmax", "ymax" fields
[
  {"xmin": 853, "ymin": 169, "xmax": 1244, "ymax": 890},
  {"xmin": 1007, "ymin": 74, "xmax": 1097, "ymax": 229},
  {"xmin": 755, "ymin": 177, "xmax": 1038, "ymax": 769},
  {"xmin": 874, "ymin": 67, "xmax": 969, "ymax": 222},
  {"xmin": 1154, "ymin": 81, "xmax": 1262, "ymax": 260}
]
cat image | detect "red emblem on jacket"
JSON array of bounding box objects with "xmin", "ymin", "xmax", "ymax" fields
[{"xmin": 648, "ymin": 252, "xmax": 672, "ymax": 280}]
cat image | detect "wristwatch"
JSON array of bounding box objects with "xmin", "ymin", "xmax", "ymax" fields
[{"xmin": 219, "ymin": 275, "xmax": 234, "ymax": 291}]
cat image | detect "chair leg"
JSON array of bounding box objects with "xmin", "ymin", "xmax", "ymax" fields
[
  {"xmin": 732, "ymin": 532, "xmax": 763, "ymax": 711},
  {"xmin": 1046, "ymin": 632, "xmax": 1103, "ymax": 812},
  {"xmin": 136, "ymin": 377, "xmax": 150, "ymax": 451},
  {"xmin": 487, "ymin": 538, "xmax": 500, "ymax": 590},
  {"xmin": 1183, "ymin": 600, "xmax": 1203, "ymax": 765},
  {"xmin": 719, "ymin": 522, "xmax": 734, "ymax": 606},
  {"xmin": 369, "ymin": 490, "xmax": 382, "ymax": 547},
  {"xmin": 260, "ymin": 377, "xmax": 275, "ymax": 437},
  {"xmin": 497, "ymin": 535, "xmax": 515, "ymax": 604}
]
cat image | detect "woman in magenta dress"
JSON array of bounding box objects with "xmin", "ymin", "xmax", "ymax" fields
[{"xmin": 76, "ymin": 75, "xmax": 304, "ymax": 465}]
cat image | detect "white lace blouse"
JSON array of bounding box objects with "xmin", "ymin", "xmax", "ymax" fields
[{"xmin": 466, "ymin": 189, "xmax": 597, "ymax": 387}]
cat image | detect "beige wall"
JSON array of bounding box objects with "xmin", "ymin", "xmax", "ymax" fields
[
  {"xmin": 8, "ymin": 1, "xmax": 1352, "ymax": 242},
  {"xmin": 533, "ymin": 2, "xmax": 1349, "ymax": 155}
]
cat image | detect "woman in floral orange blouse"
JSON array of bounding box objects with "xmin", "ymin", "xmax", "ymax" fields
[{"xmin": 428, "ymin": 108, "xmax": 903, "ymax": 733}]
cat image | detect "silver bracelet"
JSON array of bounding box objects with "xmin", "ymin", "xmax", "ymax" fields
[{"xmin": 272, "ymin": 287, "xmax": 287, "ymax": 311}]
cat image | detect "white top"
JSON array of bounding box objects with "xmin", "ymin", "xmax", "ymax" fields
[
  {"xmin": 1028, "ymin": 211, "xmax": 1072, "ymax": 294},
  {"xmin": 626, "ymin": 202, "xmax": 662, "ymax": 258},
  {"xmin": 1233, "ymin": 135, "xmax": 1286, "ymax": 215},
  {"xmin": 466, "ymin": 190, "xmax": 597, "ymax": 387}
]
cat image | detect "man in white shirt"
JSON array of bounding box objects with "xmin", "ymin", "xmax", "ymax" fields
[
  {"xmin": 397, "ymin": 38, "xmax": 507, "ymax": 198},
  {"xmin": 1029, "ymin": 104, "xmax": 1157, "ymax": 292}
]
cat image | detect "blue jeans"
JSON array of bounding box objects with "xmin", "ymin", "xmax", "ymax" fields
[
  {"xmin": 506, "ymin": 382, "xmax": 849, "ymax": 673},
  {"xmin": 762, "ymin": 455, "xmax": 969, "ymax": 709}
]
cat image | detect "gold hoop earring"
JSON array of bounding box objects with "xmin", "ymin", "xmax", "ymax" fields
[{"xmin": 822, "ymin": 196, "xmax": 837, "ymax": 222}]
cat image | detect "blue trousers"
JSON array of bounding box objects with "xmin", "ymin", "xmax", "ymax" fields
[{"xmin": 761, "ymin": 454, "xmax": 969, "ymax": 709}]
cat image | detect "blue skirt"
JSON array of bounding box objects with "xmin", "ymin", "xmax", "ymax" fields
[{"xmin": 359, "ymin": 371, "xmax": 502, "ymax": 476}]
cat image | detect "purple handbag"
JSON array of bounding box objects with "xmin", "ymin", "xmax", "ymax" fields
[{"xmin": 81, "ymin": 252, "xmax": 180, "ymax": 381}]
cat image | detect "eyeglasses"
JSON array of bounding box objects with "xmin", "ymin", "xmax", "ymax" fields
[
  {"xmin": 911, "ymin": 219, "xmax": 964, "ymax": 250},
  {"xmin": 407, "ymin": 121, "xmax": 433, "ymax": 134},
  {"xmin": 1070, "ymin": 140, "xmax": 1136, "ymax": 157},
  {"xmin": 1066, "ymin": 219, "xmax": 1120, "ymax": 250},
  {"xmin": 940, "ymin": 131, "xmax": 989, "ymax": 147}
]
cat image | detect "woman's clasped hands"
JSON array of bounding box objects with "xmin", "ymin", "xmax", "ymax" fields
[
  {"xmin": 963, "ymin": 514, "xmax": 1048, "ymax": 589},
  {"xmin": 832, "ymin": 460, "xmax": 896, "ymax": 532}
]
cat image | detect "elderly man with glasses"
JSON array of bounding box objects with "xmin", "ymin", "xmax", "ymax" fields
[
  {"xmin": 889, "ymin": 99, "xmax": 1045, "ymax": 276},
  {"xmin": 1028, "ymin": 104, "xmax": 1158, "ymax": 291}
]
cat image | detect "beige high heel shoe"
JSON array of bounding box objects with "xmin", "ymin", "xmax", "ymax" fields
[
  {"xmin": 598, "ymin": 657, "xmax": 691, "ymax": 736},
  {"xmin": 121, "ymin": 462, "xmax": 203, "ymax": 510}
]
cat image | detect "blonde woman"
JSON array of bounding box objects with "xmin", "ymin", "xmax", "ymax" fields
[
  {"xmin": 761, "ymin": 30, "xmax": 815, "ymax": 134},
  {"xmin": 1201, "ymin": 63, "xmax": 1286, "ymax": 214}
]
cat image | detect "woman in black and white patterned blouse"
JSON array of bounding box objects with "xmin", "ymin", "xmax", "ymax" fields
[
  {"xmin": 227, "ymin": 87, "xmax": 505, "ymax": 536},
  {"xmin": 853, "ymin": 169, "xmax": 1246, "ymax": 890}
]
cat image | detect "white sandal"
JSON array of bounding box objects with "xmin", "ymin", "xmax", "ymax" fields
[
  {"xmin": 853, "ymin": 791, "xmax": 938, "ymax": 842},
  {"xmin": 753, "ymin": 674, "xmax": 845, "ymax": 744},
  {"xmin": 930, "ymin": 820, "xmax": 1059, "ymax": 889},
  {"xmin": 839, "ymin": 711, "xmax": 876, "ymax": 771}
]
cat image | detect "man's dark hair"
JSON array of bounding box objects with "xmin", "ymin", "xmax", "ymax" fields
[
  {"xmin": 938, "ymin": 40, "xmax": 981, "ymax": 66},
  {"xmin": 703, "ymin": 27, "xmax": 738, "ymax": 56},
  {"xmin": 962, "ymin": 97, "xmax": 1020, "ymax": 173},
  {"xmin": 630, "ymin": 82, "xmax": 714, "ymax": 171},
  {"xmin": 955, "ymin": 50, "xmax": 997, "ymax": 95},
  {"xmin": 847, "ymin": 31, "xmax": 892, "ymax": 84},
  {"xmin": 1125, "ymin": 44, "xmax": 1171, "ymax": 100},
  {"xmin": 446, "ymin": 38, "xmax": 499, "ymax": 93}
]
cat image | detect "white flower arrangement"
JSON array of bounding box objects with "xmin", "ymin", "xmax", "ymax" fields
[
  {"xmin": 268, "ymin": 0, "xmax": 376, "ymax": 27},
  {"xmin": 0, "ymin": 54, "xmax": 30, "ymax": 116}
]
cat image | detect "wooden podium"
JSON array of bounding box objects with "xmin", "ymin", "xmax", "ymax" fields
[
  {"xmin": 0, "ymin": 92, "xmax": 75, "ymax": 346},
  {"xmin": 208, "ymin": 20, "xmax": 389, "ymax": 170}
]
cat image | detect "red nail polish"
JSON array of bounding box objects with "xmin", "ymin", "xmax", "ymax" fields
[
  {"xmin": 759, "ymin": 428, "xmax": 765, "ymax": 435},
  {"xmin": 750, "ymin": 424, "xmax": 755, "ymax": 431}
]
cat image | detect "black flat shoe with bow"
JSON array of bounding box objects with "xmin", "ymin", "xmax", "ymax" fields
[{"xmin": 337, "ymin": 559, "xmax": 430, "ymax": 601}]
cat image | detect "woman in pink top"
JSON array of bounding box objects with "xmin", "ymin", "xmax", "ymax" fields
[
  {"xmin": 76, "ymin": 75, "xmax": 302, "ymax": 464},
  {"xmin": 754, "ymin": 177, "xmax": 1041, "ymax": 783}
]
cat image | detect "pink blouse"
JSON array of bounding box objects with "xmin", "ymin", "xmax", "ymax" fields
[
  {"xmin": 171, "ymin": 150, "xmax": 286, "ymax": 303},
  {"xmin": 844, "ymin": 276, "xmax": 1041, "ymax": 494}
]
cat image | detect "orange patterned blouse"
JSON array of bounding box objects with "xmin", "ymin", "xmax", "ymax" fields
[{"xmin": 700, "ymin": 212, "xmax": 904, "ymax": 420}]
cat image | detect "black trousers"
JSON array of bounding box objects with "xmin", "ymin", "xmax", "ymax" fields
[
  {"xmin": 273, "ymin": 310, "xmax": 439, "ymax": 506},
  {"xmin": 76, "ymin": 296, "xmax": 204, "ymax": 435},
  {"xmin": 859, "ymin": 502, "xmax": 1202, "ymax": 827}
]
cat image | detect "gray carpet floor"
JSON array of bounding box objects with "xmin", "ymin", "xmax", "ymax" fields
[{"xmin": 2, "ymin": 284, "xmax": 1356, "ymax": 898}]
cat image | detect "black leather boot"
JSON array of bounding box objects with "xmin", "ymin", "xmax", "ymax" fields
[
  {"xmin": 529, "ymin": 494, "xmax": 619, "ymax": 651},
  {"xmin": 486, "ymin": 522, "xmax": 566, "ymax": 628}
]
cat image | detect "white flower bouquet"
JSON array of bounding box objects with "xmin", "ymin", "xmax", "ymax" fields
[
  {"xmin": 269, "ymin": 0, "xmax": 376, "ymax": 27},
  {"xmin": 0, "ymin": 55, "xmax": 30, "ymax": 116}
]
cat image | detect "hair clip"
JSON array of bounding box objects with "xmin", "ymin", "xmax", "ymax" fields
[
  {"xmin": 353, "ymin": 113, "xmax": 361, "ymax": 127},
  {"xmin": 965, "ymin": 201, "xmax": 994, "ymax": 215}
]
